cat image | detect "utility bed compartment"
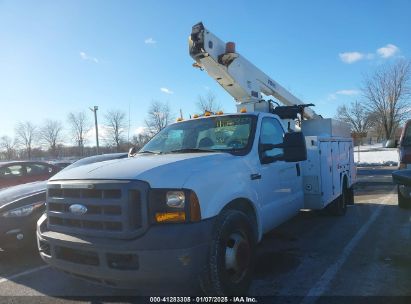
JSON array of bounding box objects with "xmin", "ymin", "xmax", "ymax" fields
[{"xmin": 301, "ymin": 136, "xmax": 354, "ymax": 209}]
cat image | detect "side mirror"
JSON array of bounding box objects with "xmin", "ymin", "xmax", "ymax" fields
[
  {"xmin": 128, "ymin": 146, "xmax": 138, "ymax": 157},
  {"xmin": 282, "ymin": 132, "xmax": 307, "ymax": 162},
  {"xmin": 260, "ymin": 132, "xmax": 307, "ymax": 164}
]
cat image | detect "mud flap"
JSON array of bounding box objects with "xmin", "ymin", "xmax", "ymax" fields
[{"xmin": 347, "ymin": 186, "xmax": 354, "ymax": 205}]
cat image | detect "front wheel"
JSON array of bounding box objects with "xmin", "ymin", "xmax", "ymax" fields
[{"xmin": 200, "ymin": 210, "xmax": 256, "ymax": 295}]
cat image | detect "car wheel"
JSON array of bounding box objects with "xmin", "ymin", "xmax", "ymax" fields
[
  {"xmin": 200, "ymin": 209, "xmax": 255, "ymax": 295},
  {"xmin": 327, "ymin": 182, "xmax": 348, "ymax": 216},
  {"xmin": 1, "ymin": 239, "xmax": 36, "ymax": 252},
  {"xmin": 398, "ymin": 186, "xmax": 411, "ymax": 209}
]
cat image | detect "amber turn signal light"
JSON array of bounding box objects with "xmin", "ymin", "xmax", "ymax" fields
[
  {"xmin": 155, "ymin": 212, "xmax": 186, "ymax": 223},
  {"xmin": 189, "ymin": 191, "xmax": 201, "ymax": 222}
]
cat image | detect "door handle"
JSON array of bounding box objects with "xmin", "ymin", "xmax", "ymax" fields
[
  {"xmin": 250, "ymin": 173, "xmax": 261, "ymax": 180},
  {"xmin": 296, "ymin": 164, "xmax": 301, "ymax": 176}
]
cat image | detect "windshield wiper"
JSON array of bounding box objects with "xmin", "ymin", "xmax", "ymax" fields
[{"xmin": 168, "ymin": 148, "xmax": 218, "ymax": 154}]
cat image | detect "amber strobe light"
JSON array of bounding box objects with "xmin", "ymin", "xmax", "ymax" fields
[{"xmin": 155, "ymin": 212, "xmax": 186, "ymax": 223}]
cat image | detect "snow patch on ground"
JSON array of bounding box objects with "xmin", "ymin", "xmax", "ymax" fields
[{"xmin": 354, "ymin": 143, "xmax": 398, "ymax": 166}]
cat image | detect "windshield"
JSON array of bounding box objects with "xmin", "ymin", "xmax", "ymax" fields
[{"xmin": 140, "ymin": 115, "xmax": 257, "ymax": 154}]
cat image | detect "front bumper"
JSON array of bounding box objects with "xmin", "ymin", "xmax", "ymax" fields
[{"xmin": 37, "ymin": 214, "xmax": 214, "ymax": 291}]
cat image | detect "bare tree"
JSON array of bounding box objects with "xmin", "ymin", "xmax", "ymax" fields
[
  {"xmin": 197, "ymin": 91, "xmax": 221, "ymax": 113},
  {"xmin": 336, "ymin": 101, "xmax": 374, "ymax": 133},
  {"xmin": 363, "ymin": 59, "xmax": 411, "ymax": 140},
  {"xmin": 40, "ymin": 119, "xmax": 63, "ymax": 158},
  {"xmin": 145, "ymin": 101, "xmax": 173, "ymax": 136},
  {"xmin": 105, "ymin": 109, "xmax": 127, "ymax": 152},
  {"xmin": 67, "ymin": 111, "xmax": 90, "ymax": 156},
  {"xmin": 132, "ymin": 133, "xmax": 151, "ymax": 149},
  {"xmin": 15, "ymin": 121, "xmax": 37, "ymax": 159},
  {"xmin": 0, "ymin": 136, "xmax": 16, "ymax": 160}
]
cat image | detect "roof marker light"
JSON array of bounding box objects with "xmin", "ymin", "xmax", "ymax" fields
[{"xmin": 240, "ymin": 108, "xmax": 247, "ymax": 113}]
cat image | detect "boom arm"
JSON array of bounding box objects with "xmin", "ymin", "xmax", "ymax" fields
[{"xmin": 189, "ymin": 22, "xmax": 320, "ymax": 120}]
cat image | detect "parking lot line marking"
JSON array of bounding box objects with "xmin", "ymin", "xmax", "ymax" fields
[
  {"xmin": 0, "ymin": 265, "xmax": 49, "ymax": 284},
  {"xmin": 300, "ymin": 195, "xmax": 392, "ymax": 304}
]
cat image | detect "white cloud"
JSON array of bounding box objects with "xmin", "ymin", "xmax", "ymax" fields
[
  {"xmin": 335, "ymin": 89, "xmax": 360, "ymax": 96},
  {"xmin": 339, "ymin": 52, "xmax": 365, "ymax": 64},
  {"xmin": 160, "ymin": 87, "xmax": 174, "ymax": 94},
  {"xmin": 377, "ymin": 44, "xmax": 399, "ymax": 58},
  {"xmin": 328, "ymin": 89, "xmax": 359, "ymax": 100},
  {"xmin": 84, "ymin": 124, "xmax": 108, "ymax": 145},
  {"xmin": 134, "ymin": 126, "xmax": 147, "ymax": 135},
  {"xmin": 339, "ymin": 44, "xmax": 400, "ymax": 64},
  {"xmin": 328, "ymin": 94, "xmax": 337, "ymax": 100},
  {"xmin": 144, "ymin": 38, "xmax": 157, "ymax": 44},
  {"xmin": 79, "ymin": 51, "xmax": 99, "ymax": 63}
]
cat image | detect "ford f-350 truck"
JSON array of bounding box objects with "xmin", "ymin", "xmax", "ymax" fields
[{"xmin": 37, "ymin": 23, "xmax": 355, "ymax": 295}]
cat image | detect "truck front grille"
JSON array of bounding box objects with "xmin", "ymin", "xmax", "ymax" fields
[{"xmin": 46, "ymin": 180, "xmax": 148, "ymax": 239}]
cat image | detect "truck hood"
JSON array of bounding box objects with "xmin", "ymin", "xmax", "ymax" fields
[{"xmin": 50, "ymin": 152, "xmax": 234, "ymax": 188}]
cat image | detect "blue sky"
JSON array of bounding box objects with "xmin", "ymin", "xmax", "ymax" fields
[{"xmin": 0, "ymin": 0, "xmax": 410, "ymax": 143}]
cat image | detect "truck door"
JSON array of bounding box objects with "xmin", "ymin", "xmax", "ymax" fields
[{"xmin": 257, "ymin": 117, "xmax": 303, "ymax": 232}]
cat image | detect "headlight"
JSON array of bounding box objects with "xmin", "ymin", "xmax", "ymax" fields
[
  {"xmin": 166, "ymin": 191, "xmax": 185, "ymax": 208},
  {"xmin": 149, "ymin": 189, "xmax": 201, "ymax": 224},
  {"xmin": 1, "ymin": 202, "xmax": 44, "ymax": 218}
]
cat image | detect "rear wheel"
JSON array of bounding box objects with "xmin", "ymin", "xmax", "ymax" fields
[
  {"xmin": 398, "ymin": 186, "xmax": 411, "ymax": 209},
  {"xmin": 200, "ymin": 209, "xmax": 255, "ymax": 295},
  {"xmin": 327, "ymin": 181, "xmax": 348, "ymax": 216}
]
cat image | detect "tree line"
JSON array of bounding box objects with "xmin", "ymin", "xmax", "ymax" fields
[
  {"xmin": 4, "ymin": 55, "xmax": 400, "ymax": 162},
  {"xmin": 0, "ymin": 109, "xmax": 131, "ymax": 161},
  {"xmin": 336, "ymin": 59, "xmax": 411, "ymax": 143},
  {"xmin": 0, "ymin": 92, "xmax": 221, "ymax": 161}
]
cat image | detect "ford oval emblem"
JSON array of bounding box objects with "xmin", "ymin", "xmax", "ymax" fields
[{"xmin": 69, "ymin": 204, "xmax": 88, "ymax": 215}]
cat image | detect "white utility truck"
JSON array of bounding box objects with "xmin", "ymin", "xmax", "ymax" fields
[{"xmin": 37, "ymin": 22, "xmax": 355, "ymax": 295}]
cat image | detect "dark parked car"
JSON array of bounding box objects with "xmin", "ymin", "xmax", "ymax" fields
[
  {"xmin": 0, "ymin": 181, "xmax": 47, "ymax": 250},
  {"xmin": 0, "ymin": 153, "xmax": 128, "ymax": 251},
  {"xmin": 397, "ymin": 120, "xmax": 411, "ymax": 208},
  {"xmin": 0, "ymin": 161, "xmax": 61, "ymax": 190}
]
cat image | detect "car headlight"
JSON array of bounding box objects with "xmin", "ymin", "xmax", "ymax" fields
[
  {"xmin": 1, "ymin": 202, "xmax": 45, "ymax": 218},
  {"xmin": 149, "ymin": 189, "xmax": 201, "ymax": 224},
  {"xmin": 166, "ymin": 191, "xmax": 185, "ymax": 208}
]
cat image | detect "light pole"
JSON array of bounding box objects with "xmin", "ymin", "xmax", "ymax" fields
[{"xmin": 89, "ymin": 106, "xmax": 99, "ymax": 155}]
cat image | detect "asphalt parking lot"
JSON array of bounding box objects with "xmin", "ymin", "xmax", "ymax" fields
[{"xmin": 1, "ymin": 167, "xmax": 410, "ymax": 302}]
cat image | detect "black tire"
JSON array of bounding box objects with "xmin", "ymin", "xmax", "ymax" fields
[
  {"xmin": 1, "ymin": 237, "xmax": 37, "ymax": 252},
  {"xmin": 200, "ymin": 209, "xmax": 256, "ymax": 296},
  {"xmin": 346, "ymin": 186, "xmax": 355, "ymax": 205},
  {"xmin": 327, "ymin": 182, "xmax": 348, "ymax": 216},
  {"xmin": 398, "ymin": 186, "xmax": 411, "ymax": 209}
]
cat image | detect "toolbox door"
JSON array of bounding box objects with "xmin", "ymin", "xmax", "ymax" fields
[{"xmin": 319, "ymin": 141, "xmax": 333, "ymax": 205}]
